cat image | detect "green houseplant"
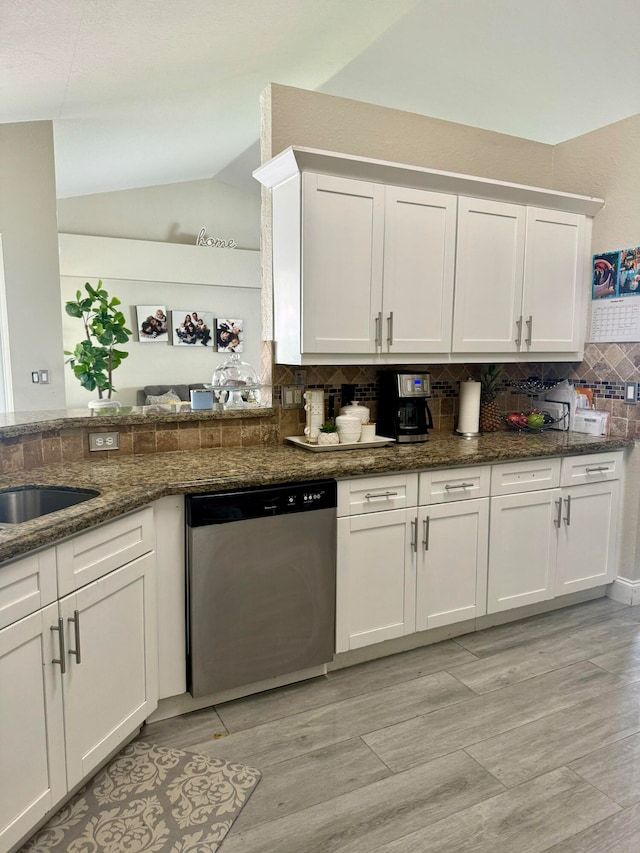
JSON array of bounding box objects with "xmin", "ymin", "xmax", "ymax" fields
[{"xmin": 65, "ymin": 281, "xmax": 131, "ymax": 407}]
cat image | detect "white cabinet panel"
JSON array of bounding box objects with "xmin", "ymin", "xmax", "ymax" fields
[
  {"xmin": 337, "ymin": 473, "xmax": 418, "ymax": 517},
  {"xmin": 0, "ymin": 548, "xmax": 57, "ymax": 630},
  {"xmin": 491, "ymin": 458, "xmax": 561, "ymax": 496},
  {"xmin": 522, "ymin": 208, "xmax": 585, "ymax": 352},
  {"xmin": 560, "ymin": 451, "xmax": 624, "ymax": 487},
  {"xmin": 60, "ymin": 552, "xmax": 158, "ymax": 789},
  {"xmin": 0, "ymin": 603, "xmax": 66, "ymax": 852},
  {"xmin": 488, "ymin": 489, "xmax": 560, "ymax": 613},
  {"xmin": 382, "ymin": 187, "xmax": 456, "ymax": 353},
  {"xmin": 419, "ymin": 466, "xmax": 490, "ymax": 504},
  {"xmin": 336, "ymin": 509, "xmax": 416, "ymax": 652},
  {"xmin": 302, "ymin": 173, "xmax": 384, "ymax": 354},
  {"xmin": 556, "ymin": 481, "xmax": 620, "ymax": 596},
  {"xmin": 416, "ymin": 499, "xmax": 488, "ymax": 630},
  {"xmin": 56, "ymin": 507, "xmax": 154, "ymax": 595},
  {"xmin": 452, "ymin": 198, "xmax": 526, "ymax": 352}
]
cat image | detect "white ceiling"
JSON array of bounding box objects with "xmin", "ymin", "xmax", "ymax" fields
[{"xmin": 2, "ymin": 0, "xmax": 640, "ymax": 198}]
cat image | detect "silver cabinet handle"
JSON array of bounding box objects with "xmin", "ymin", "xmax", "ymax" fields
[
  {"xmin": 51, "ymin": 617, "xmax": 66, "ymax": 674},
  {"xmin": 68, "ymin": 609, "xmax": 82, "ymax": 665},
  {"xmin": 387, "ymin": 312, "xmax": 394, "ymax": 347},
  {"xmin": 375, "ymin": 311, "xmax": 382, "ymax": 349},
  {"xmin": 410, "ymin": 518, "xmax": 417, "ymax": 553},
  {"xmin": 365, "ymin": 491, "xmax": 398, "ymax": 500},
  {"xmin": 564, "ymin": 493, "xmax": 572, "ymax": 526},
  {"xmin": 444, "ymin": 483, "xmax": 473, "ymax": 491},
  {"xmin": 422, "ymin": 517, "xmax": 430, "ymax": 551},
  {"xmin": 525, "ymin": 315, "xmax": 533, "ymax": 346},
  {"xmin": 554, "ymin": 497, "xmax": 562, "ymax": 528},
  {"xmin": 586, "ymin": 466, "xmax": 609, "ymax": 474},
  {"xmin": 515, "ymin": 315, "xmax": 523, "ymax": 347}
]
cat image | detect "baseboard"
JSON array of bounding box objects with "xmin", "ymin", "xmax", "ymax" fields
[{"xmin": 607, "ymin": 577, "xmax": 640, "ymax": 606}]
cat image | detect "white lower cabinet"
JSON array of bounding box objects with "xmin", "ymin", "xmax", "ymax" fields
[
  {"xmin": 416, "ymin": 498, "xmax": 489, "ymax": 630},
  {"xmin": 59, "ymin": 553, "xmax": 157, "ymax": 789},
  {"xmin": 0, "ymin": 510, "xmax": 157, "ymax": 852},
  {"xmin": 555, "ymin": 480, "xmax": 620, "ymax": 595},
  {"xmin": 0, "ymin": 603, "xmax": 66, "ymax": 852},
  {"xmin": 336, "ymin": 509, "xmax": 416, "ymax": 652},
  {"xmin": 488, "ymin": 455, "xmax": 622, "ymax": 614},
  {"xmin": 488, "ymin": 489, "xmax": 560, "ymax": 613}
]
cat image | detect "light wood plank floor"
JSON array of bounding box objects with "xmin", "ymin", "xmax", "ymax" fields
[{"xmin": 140, "ymin": 597, "xmax": 640, "ymax": 852}]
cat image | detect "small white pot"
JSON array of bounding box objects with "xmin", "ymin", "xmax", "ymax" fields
[
  {"xmin": 317, "ymin": 432, "xmax": 339, "ymax": 445},
  {"xmin": 338, "ymin": 401, "xmax": 370, "ymax": 423}
]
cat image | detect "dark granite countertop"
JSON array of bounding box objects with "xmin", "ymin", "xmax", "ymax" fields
[
  {"xmin": 0, "ymin": 405, "xmax": 274, "ymax": 438},
  {"xmin": 0, "ymin": 430, "xmax": 632, "ymax": 564}
]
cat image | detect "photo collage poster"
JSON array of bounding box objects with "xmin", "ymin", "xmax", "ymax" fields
[{"xmin": 593, "ymin": 247, "xmax": 640, "ymax": 299}]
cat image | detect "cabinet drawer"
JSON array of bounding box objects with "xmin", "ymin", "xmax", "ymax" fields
[
  {"xmin": 560, "ymin": 451, "xmax": 624, "ymax": 487},
  {"xmin": 491, "ymin": 458, "xmax": 561, "ymax": 496},
  {"xmin": 419, "ymin": 466, "xmax": 490, "ymax": 505},
  {"xmin": 337, "ymin": 473, "xmax": 418, "ymax": 517},
  {"xmin": 56, "ymin": 507, "xmax": 154, "ymax": 595},
  {"xmin": 0, "ymin": 549, "xmax": 57, "ymax": 630}
]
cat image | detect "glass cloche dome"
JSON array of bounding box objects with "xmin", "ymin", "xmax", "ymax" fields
[{"xmin": 209, "ymin": 353, "xmax": 261, "ymax": 408}]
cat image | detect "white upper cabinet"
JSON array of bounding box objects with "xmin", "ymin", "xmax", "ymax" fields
[
  {"xmin": 522, "ymin": 207, "xmax": 585, "ymax": 352},
  {"xmin": 302, "ymin": 174, "xmax": 384, "ymax": 354},
  {"xmin": 256, "ymin": 147, "xmax": 602, "ymax": 364},
  {"xmin": 300, "ymin": 175, "xmax": 456, "ymax": 357},
  {"xmin": 452, "ymin": 198, "xmax": 526, "ymax": 353},
  {"xmin": 382, "ymin": 187, "xmax": 457, "ymax": 353}
]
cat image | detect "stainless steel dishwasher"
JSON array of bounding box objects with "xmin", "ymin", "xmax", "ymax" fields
[{"xmin": 186, "ymin": 479, "xmax": 337, "ymax": 697}]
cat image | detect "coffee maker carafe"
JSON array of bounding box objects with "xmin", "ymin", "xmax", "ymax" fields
[{"xmin": 377, "ymin": 371, "xmax": 433, "ymax": 443}]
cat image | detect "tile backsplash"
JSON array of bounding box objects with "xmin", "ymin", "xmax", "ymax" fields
[{"xmin": 2, "ymin": 342, "xmax": 638, "ymax": 474}]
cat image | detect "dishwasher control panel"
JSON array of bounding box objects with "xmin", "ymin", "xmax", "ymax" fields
[{"xmin": 187, "ymin": 479, "xmax": 337, "ymax": 526}]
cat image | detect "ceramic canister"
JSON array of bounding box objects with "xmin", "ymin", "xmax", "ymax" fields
[
  {"xmin": 335, "ymin": 413, "xmax": 362, "ymax": 443},
  {"xmin": 338, "ymin": 400, "xmax": 370, "ymax": 424}
]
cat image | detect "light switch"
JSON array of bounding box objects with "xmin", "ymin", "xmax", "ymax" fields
[{"xmin": 625, "ymin": 382, "xmax": 637, "ymax": 404}]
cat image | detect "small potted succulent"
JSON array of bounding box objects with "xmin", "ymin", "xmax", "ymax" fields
[
  {"xmin": 317, "ymin": 422, "xmax": 340, "ymax": 446},
  {"xmin": 65, "ymin": 281, "xmax": 131, "ymax": 408}
]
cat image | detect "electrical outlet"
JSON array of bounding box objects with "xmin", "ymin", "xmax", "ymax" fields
[
  {"xmin": 625, "ymin": 382, "xmax": 638, "ymax": 404},
  {"xmin": 281, "ymin": 385, "xmax": 305, "ymax": 409},
  {"xmin": 89, "ymin": 431, "xmax": 120, "ymax": 451}
]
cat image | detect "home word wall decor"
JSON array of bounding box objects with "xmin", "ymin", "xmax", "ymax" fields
[{"xmin": 196, "ymin": 227, "xmax": 237, "ymax": 248}]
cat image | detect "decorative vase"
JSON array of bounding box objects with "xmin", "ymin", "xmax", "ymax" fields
[{"xmin": 317, "ymin": 432, "xmax": 339, "ymax": 446}]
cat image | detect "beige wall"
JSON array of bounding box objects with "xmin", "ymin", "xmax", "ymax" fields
[
  {"xmin": 0, "ymin": 121, "xmax": 66, "ymax": 410},
  {"xmin": 552, "ymin": 113, "xmax": 640, "ymax": 254},
  {"xmin": 57, "ymin": 176, "xmax": 261, "ymax": 251},
  {"xmin": 268, "ymin": 83, "xmax": 555, "ymax": 186},
  {"xmin": 553, "ymin": 115, "xmax": 640, "ymax": 584}
]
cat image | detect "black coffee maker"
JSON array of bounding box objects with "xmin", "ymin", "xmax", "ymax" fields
[{"xmin": 377, "ymin": 371, "xmax": 433, "ymax": 443}]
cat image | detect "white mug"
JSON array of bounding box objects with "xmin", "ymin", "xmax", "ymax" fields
[{"xmin": 360, "ymin": 422, "xmax": 376, "ymax": 442}]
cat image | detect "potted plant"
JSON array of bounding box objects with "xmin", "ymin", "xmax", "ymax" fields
[
  {"xmin": 65, "ymin": 281, "xmax": 132, "ymax": 408},
  {"xmin": 317, "ymin": 422, "xmax": 340, "ymax": 445}
]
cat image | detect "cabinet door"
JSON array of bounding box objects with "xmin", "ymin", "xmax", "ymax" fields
[
  {"xmin": 382, "ymin": 187, "xmax": 456, "ymax": 353},
  {"xmin": 302, "ymin": 173, "xmax": 384, "ymax": 354},
  {"xmin": 556, "ymin": 481, "xmax": 620, "ymax": 596},
  {"xmin": 60, "ymin": 552, "xmax": 158, "ymax": 788},
  {"xmin": 522, "ymin": 208, "xmax": 586, "ymax": 352},
  {"xmin": 452, "ymin": 197, "xmax": 526, "ymax": 352},
  {"xmin": 0, "ymin": 603, "xmax": 66, "ymax": 852},
  {"xmin": 416, "ymin": 498, "xmax": 489, "ymax": 631},
  {"xmin": 488, "ymin": 489, "xmax": 560, "ymax": 613},
  {"xmin": 336, "ymin": 509, "xmax": 416, "ymax": 652}
]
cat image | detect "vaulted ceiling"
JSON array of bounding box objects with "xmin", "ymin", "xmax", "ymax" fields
[{"xmin": 2, "ymin": 0, "xmax": 639, "ymax": 198}]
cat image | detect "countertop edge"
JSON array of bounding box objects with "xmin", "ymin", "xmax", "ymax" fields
[{"xmin": 0, "ymin": 432, "xmax": 632, "ymax": 564}]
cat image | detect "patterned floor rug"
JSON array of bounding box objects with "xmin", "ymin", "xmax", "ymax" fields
[{"xmin": 20, "ymin": 741, "xmax": 261, "ymax": 852}]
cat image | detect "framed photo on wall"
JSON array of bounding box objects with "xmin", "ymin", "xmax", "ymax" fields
[
  {"xmin": 216, "ymin": 318, "xmax": 243, "ymax": 352},
  {"xmin": 171, "ymin": 310, "xmax": 214, "ymax": 346},
  {"xmin": 136, "ymin": 305, "xmax": 168, "ymax": 341}
]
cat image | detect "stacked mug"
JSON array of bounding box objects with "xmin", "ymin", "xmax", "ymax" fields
[{"xmin": 303, "ymin": 389, "xmax": 325, "ymax": 443}]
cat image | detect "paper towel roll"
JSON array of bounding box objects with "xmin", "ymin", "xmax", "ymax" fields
[{"xmin": 458, "ymin": 380, "xmax": 481, "ymax": 434}]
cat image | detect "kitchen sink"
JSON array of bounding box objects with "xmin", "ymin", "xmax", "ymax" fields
[{"xmin": 0, "ymin": 486, "xmax": 100, "ymax": 524}]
